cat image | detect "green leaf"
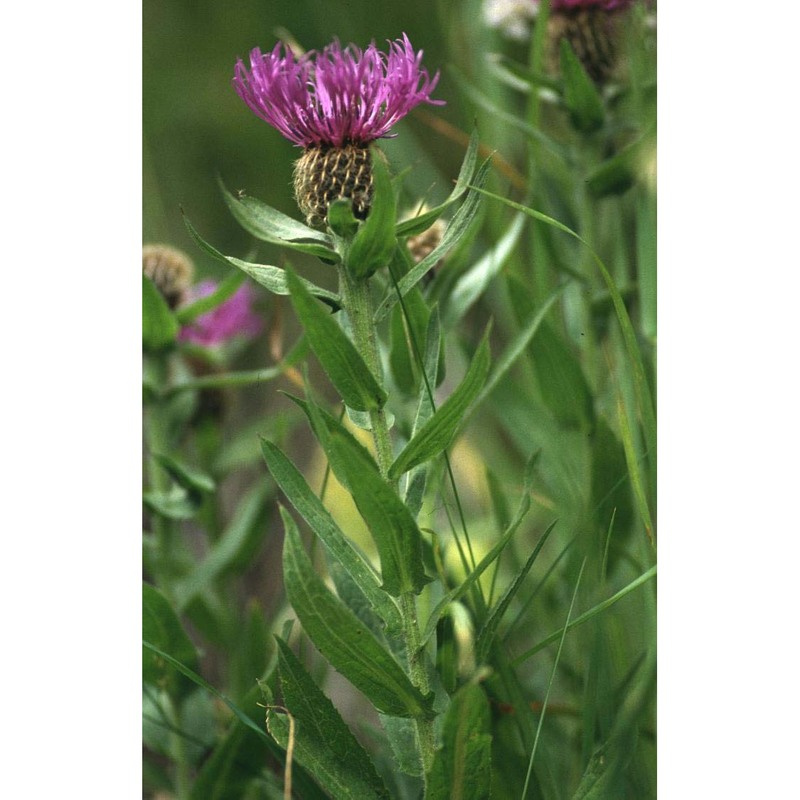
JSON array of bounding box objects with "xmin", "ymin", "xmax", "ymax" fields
[
  {"xmin": 153, "ymin": 453, "xmax": 215, "ymax": 495},
  {"xmin": 571, "ymin": 742, "xmax": 615, "ymax": 800},
  {"xmin": 475, "ymin": 282, "xmax": 565, "ymax": 409},
  {"xmin": 259, "ymin": 438, "xmax": 402, "ymax": 634},
  {"xmin": 448, "ymin": 65, "xmax": 569, "ymax": 161},
  {"xmin": 586, "ymin": 135, "xmax": 652, "ymax": 198},
  {"xmin": 527, "ymin": 318, "xmax": 594, "ymax": 430},
  {"xmin": 389, "ymin": 328, "xmax": 491, "ymax": 481},
  {"xmin": 175, "ymin": 270, "xmax": 246, "ymax": 325},
  {"xmin": 475, "ymin": 519, "xmax": 555, "ymax": 664},
  {"xmin": 183, "ymin": 213, "xmax": 340, "ymax": 309},
  {"xmin": 142, "ymin": 583, "xmax": 198, "ymax": 697},
  {"xmin": 143, "ymin": 274, "xmax": 179, "ymax": 351},
  {"xmin": 323, "ymin": 425, "xmax": 431, "ymax": 597},
  {"xmin": 464, "ymin": 185, "xmax": 657, "ymax": 492},
  {"xmin": 396, "ymin": 129, "xmax": 479, "ymax": 238},
  {"xmin": 559, "ymin": 38, "xmax": 605, "ymax": 133},
  {"xmin": 348, "ymin": 147, "xmax": 397, "ymax": 278},
  {"xmin": 374, "ymin": 157, "xmax": 493, "ymax": 324},
  {"xmin": 219, "ymin": 180, "xmax": 340, "ymax": 261},
  {"xmin": 190, "ymin": 678, "xmax": 319, "ymax": 800},
  {"xmin": 173, "ymin": 483, "xmax": 270, "ymax": 610},
  {"xmin": 443, "ymin": 213, "xmax": 525, "ymax": 328},
  {"xmin": 511, "ymin": 565, "xmax": 657, "ymax": 664},
  {"xmin": 421, "ymin": 499, "xmax": 549, "ymax": 648},
  {"xmin": 280, "ymin": 508, "xmax": 434, "ymax": 719},
  {"xmin": 328, "ymin": 198, "xmax": 360, "ymax": 238},
  {"xmin": 272, "ymin": 638, "xmax": 391, "ymax": 799},
  {"xmin": 427, "ymin": 684, "xmax": 492, "ymax": 800},
  {"xmin": 286, "ymin": 269, "xmax": 386, "ymax": 411},
  {"xmin": 389, "ymin": 286, "xmax": 430, "ymax": 396},
  {"xmin": 143, "ymin": 486, "xmax": 201, "ymax": 521}
]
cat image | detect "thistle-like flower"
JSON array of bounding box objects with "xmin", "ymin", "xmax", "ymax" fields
[
  {"xmin": 178, "ymin": 281, "xmax": 263, "ymax": 348},
  {"xmin": 233, "ymin": 35, "xmax": 443, "ymax": 226}
]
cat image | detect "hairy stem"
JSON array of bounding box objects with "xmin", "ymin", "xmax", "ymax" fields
[{"xmin": 337, "ymin": 262, "xmax": 436, "ymax": 778}]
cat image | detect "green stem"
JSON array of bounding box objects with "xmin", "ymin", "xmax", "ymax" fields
[
  {"xmin": 337, "ymin": 261, "xmax": 436, "ymax": 778},
  {"xmin": 164, "ymin": 690, "xmax": 190, "ymax": 799},
  {"xmin": 144, "ymin": 353, "xmax": 177, "ymax": 591}
]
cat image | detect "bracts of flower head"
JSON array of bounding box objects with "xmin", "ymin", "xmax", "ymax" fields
[{"xmin": 232, "ymin": 35, "xmax": 444, "ymax": 227}]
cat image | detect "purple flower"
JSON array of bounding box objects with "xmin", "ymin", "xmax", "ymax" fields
[
  {"xmin": 548, "ymin": 0, "xmax": 633, "ymax": 10},
  {"xmin": 232, "ymin": 34, "xmax": 443, "ymax": 148},
  {"xmin": 178, "ymin": 281, "xmax": 263, "ymax": 347}
]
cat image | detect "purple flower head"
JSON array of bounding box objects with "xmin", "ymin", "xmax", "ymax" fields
[
  {"xmin": 232, "ymin": 34, "xmax": 444, "ymax": 148},
  {"xmin": 178, "ymin": 281, "xmax": 263, "ymax": 347},
  {"xmin": 546, "ymin": 0, "xmax": 634, "ymax": 10}
]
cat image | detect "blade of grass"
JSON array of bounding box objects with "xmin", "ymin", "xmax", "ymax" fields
[
  {"xmin": 521, "ymin": 556, "xmax": 588, "ymax": 799},
  {"xmin": 511, "ymin": 565, "xmax": 657, "ymax": 665}
]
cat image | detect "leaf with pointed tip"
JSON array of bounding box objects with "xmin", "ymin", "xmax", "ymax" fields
[
  {"xmin": 427, "ymin": 684, "xmax": 492, "ymax": 800},
  {"xmin": 559, "ymin": 38, "xmax": 604, "ymax": 133},
  {"xmin": 442, "ymin": 214, "xmax": 525, "ymax": 328},
  {"xmin": 422, "ymin": 459, "xmax": 546, "ymax": 646},
  {"xmin": 476, "ymin": 522, "xmax": 556, "ymax": 664},
  {"xmin": 326, "ymin": 428, "xmax": 431, "ymax": 597},
  {"xmin": 374, "ymin": 158, "xmax": 493, "ymax": 324},
  {"xmin": 175, "ymin": 270, "xmax": 246, "ymax": 325},
  {"xmin": 219, "ymin": 180, "xmax": 339, "ymax": 261},
  {"xmin": 280, "ymin": 508, "xmax": 434, "ymax": 719},
  {"xmin": 183, "ymin": 213, "xmax": 340, "ymax": 309},
  {"xmin": 259, "ymin": 438, "xmax": 402, "ymax": 634},
  {"xmin": 389, "ymin": 329, "xmax": 491, "ymax": 481},
  {"xmin": 396, "ymin": 129, "xmax": 479, "ymax": 238},
  {"xmin": 142, "ymin": 584, "xmax": 199, "ymax": 698},
  {"xmin": 285, "ymin": 268, "xmax": 386, "ymax": 411},
  {"xmin": 348, "ymin": 148, "xmax": 397, "ymax": 278},
  {"xmin": 173, "ymin": 483, "xmax": 270, "ymax": 610},
  {"xmin": 271, "ymin": 638, "xmax": 391, "ymax": 799}
]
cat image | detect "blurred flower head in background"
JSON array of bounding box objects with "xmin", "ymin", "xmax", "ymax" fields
[
  {"xmin": 233, "ymin": 34, "xmax": 444, "ymax": 227},
  {"xmin": 178, "ymin": 281, "xmax": 263, "ymax": 347},
  {"xmin": 484, "ymin": 0, "xmax": 638, "ymax": 84},
  {"xmin": 142, "ymin": 244, "xmax": 195, "ymax": 310}
]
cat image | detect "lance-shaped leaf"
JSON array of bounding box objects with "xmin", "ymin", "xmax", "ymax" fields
[
  {"xmin": 475, "ymin": 522, "xmax": 555, "ymax": 664},
  {"xmin": 348, "ymin": 148, "xmax": 397, "ymax": 279},
  {"xmin": 327, "ymin": 428, "xmax": 432, "ymax": 597},
  {"xmin": 389, "ymin": 329, "xmax": 491, "ymax": 481},
  {"xmin": 285, "ymin": 269, "xmax": 387, "ymax": 412},
  {"xmin": 219, "ymin": 180, "xmax": 340, "ymax": 261},
  {"xmin": 280, "ymin": 508, "xmax": 434, "ymax": 719},
  {"xmin": 184, "ymin": 213, "xmax": 340, "ymax": 309},
  {"xmin": 374, "ymin": 157, "xmax": 493, "ymax": 324},
  {"xmin": 270, "ymin": 638, "xmax": 390, "ymax": 799},
  {"xmin": 420, "ymin": 488, "xmax": 550, "ymax": 649},
  {"xmin": 260, "ymin": 438, "xmax": 402, "ymax": 634},
  {"xmin": 426, "ymin": 684, "xmax": 492, "ymax": 800},
  {"xmin": 396, "ymin": 129, "xmax": 479, "ymax": 238},
  {"xmin": 142, "ymin": 583, "xmax": 198, "ymax": 698},
  {"xmin": 559, "ymin": 38, "xmax": 604, "ymax": 134}
]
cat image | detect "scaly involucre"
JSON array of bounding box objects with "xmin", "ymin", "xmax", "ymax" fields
[{"xmin": 232, "ymin": 34, "xmax": 443, "ymax": 148}]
